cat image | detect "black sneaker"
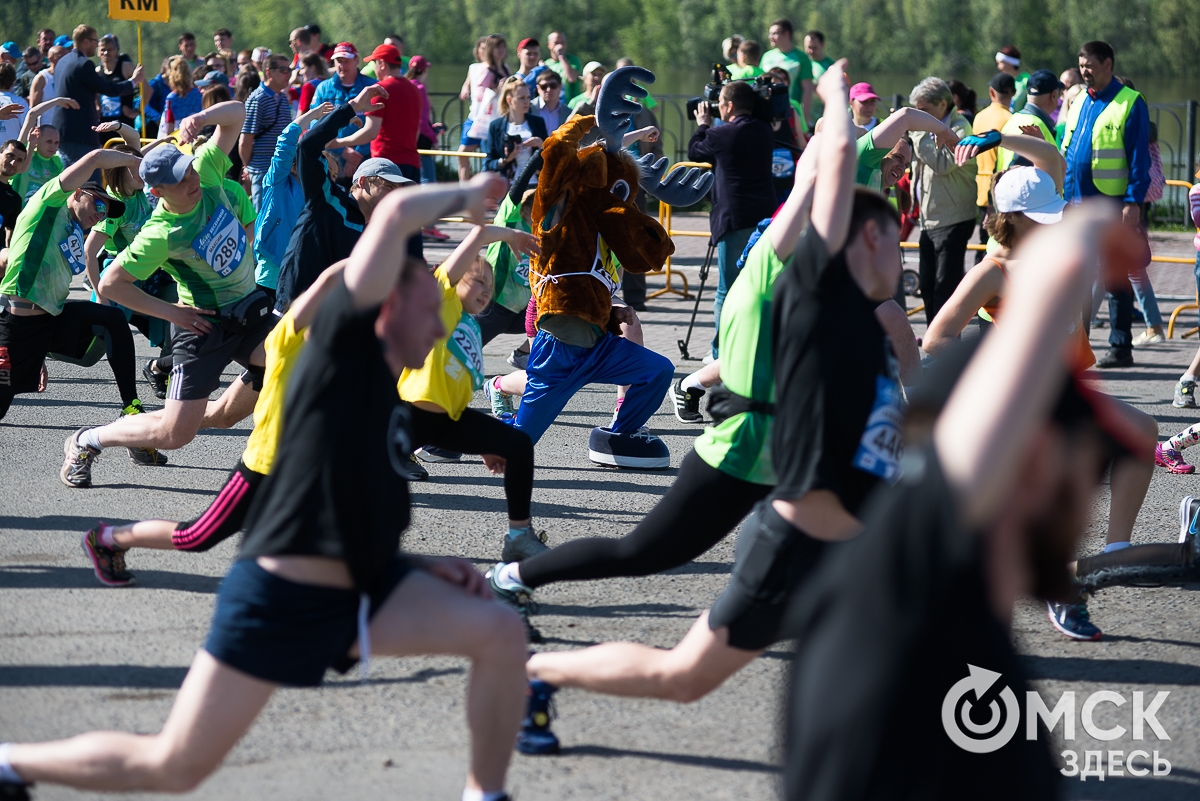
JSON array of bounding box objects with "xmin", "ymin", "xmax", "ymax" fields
[
  {"xmin": 397, "ymin": 454, "xmax": 429, "ymax": 481},
  {"xmin": 517, "ymin": 680, "xmax": 561, "ymax": 755},
  {"xmin": 588, "ymin": 426, "xmax": 670, "ymax": 469},
  {"xmin": 142, "ymin": 358, "xmax": 168, "ymax": 400},
  {"xmin": 120, "ymin": 400, "xmax": 168, "ymax": 467},
  {"xmin": 1179, "ymin": 495, "xmax": 1200, "ymax": 543},
  {"xmin": 415, "ymin": 446, "xmax": 462, "ymax": 463},
  {"xmin": 501, "ymin": 527, "xmax": 550, "ymax": 562},
  {"xmin": 668, "ymin": 379, "xmax": 705, "ymax": 424},
  {"xmin": 1095, "ymin": 349, "xmax": 1134, "ymax": 369},
  {"xmin": 0, "ymin": 779, "xmax": 32, "ymax": 800},
  {"xmin": 1174, "ymin": 379, "xmax": 1199, "ymax": 408},
  {"xmin": 487, "ymin": 563, "xmax": 543, "ymax": 643},
  {"xmin": 61, "ymin": 428, "xmax": 100, "ymax": 488},
  {"xmin": 82, "ymin": 524, "xmax": 135, "ymax": 587}
]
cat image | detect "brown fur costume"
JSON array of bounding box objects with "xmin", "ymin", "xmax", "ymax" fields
[{"xmin": 530, "ymin": 115, "xmax": 674, "ymax": 333}]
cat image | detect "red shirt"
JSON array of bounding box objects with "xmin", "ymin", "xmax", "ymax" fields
[{"xmin": 367, "ymin": 75, "xmax": 421, "ymax": 169}]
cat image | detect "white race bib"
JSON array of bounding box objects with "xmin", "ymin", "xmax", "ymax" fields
[
  {"xmin": 59, "ymin": 222, "xmax": 86, "ymax": 275},
  {"xmin": 191, "ymin": 205, "xmax": 247, "ymax": 278}
]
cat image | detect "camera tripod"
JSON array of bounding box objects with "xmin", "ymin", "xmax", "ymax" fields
[{"xmin": 677, "ymin": 241, "xmax": 717, "ymax": 360}]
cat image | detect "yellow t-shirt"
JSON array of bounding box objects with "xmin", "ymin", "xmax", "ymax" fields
[
  {"xmin": 240, "ymin": 311, "xmax": 306, "ymax": 474},
  {"xmin": 397, "ymin": 266, "xmax": 485, "ymax": 420}
]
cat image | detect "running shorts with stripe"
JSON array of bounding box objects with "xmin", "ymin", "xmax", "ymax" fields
[{"xmin": 172, "ymin": 460, "xmax": 266, "ymax": 551}]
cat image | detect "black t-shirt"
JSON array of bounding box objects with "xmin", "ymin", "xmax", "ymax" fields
[
  {"xmin": 241, "ymin": 281, "xmax": 413, "ymax": 592},
  {"xmin": 783, "ymin": 448, "xmax": 1060, "ymax": 801},
  {"xmin": 0, "ymin": 182, "xmax": 21, "ymax": 241},
  {"xmin": 770, "ymin": 229, "xmax": 902, "ymax": 512},
  {"xmin": 687, "ymin": 115, "xmax": 778, "ymax": 243},
  {"xmin": 99, "ymin": 55, "xmax": 137, "ymax": 123}
]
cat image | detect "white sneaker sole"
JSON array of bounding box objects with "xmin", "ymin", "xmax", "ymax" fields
[
  {"xmin": 1179, "ymin": 496, "xmax": 1196, "ymax": 543},
  {"xmin": 666, "ymin": 387, "xmax": 703, "ymax": 424},
  {"xmin": 415, "ymin": 449, "xmax": 461, "ymax": 464},
  {"xmin": 588, "ymin": 449, "xmax": 670, "ymax": 469}
]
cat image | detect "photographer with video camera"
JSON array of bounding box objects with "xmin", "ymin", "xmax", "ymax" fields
[{"xmin": 689, "ymin": 80, "xmax": 778, "ymax": 360}]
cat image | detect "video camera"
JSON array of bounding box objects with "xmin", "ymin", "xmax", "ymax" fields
[{"xmin": 686, "ymin": 64, "xmax": 790, "ymax": 124}]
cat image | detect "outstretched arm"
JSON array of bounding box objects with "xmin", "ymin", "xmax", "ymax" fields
[
  {"xmin": 922, "ymin": 263, "xmax": 1007, "ymax": 356},
  {"xmin": 956, "ymin": 131, "xmax": 1065, "ymax": 194},
  {"xmin": 441, "ymin": 224, "xmax": 541, "ymax": 286},
  {"xmin": 329, "ymin": 115, "xmax": 381, "ymax": 149},
  {"xmin": 59, "ymin": 149, "xmax": 141, "ymax": 194},
  {"xmin": 870, "ymin": 106, "xmax": 959, "ymax": 151},
  {"xmin": 290, "ymin": 260, "xmax": 348, "ymax": 330},
  {"xmin": 934, "ymin": 204, "xmax": 1114, "ymax": 526},
  {"xmin": 18, "ymin": 97, "xmax": 79, "ymax": 143},
  {"xmin": 92, "ymin": 121, "xmax": 141, "ymax": 150},
  {"xmin": 176, "ymin": 100, "xmax": 246, "ymax": 155},
  {"xmin": 344, "ymin": 173, "xmax": 504, "ymax": 309}
]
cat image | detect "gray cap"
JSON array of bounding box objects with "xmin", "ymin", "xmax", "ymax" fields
[
  {"xmin": 139, "ymin": 144, "xmax": 195, "ymax": 187},
  {"xmin": 352, "ymin": 158, "xmax": 413, "ymax": 185}
]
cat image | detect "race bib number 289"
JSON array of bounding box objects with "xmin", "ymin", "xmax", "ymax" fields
[{"xmin": 191, "ymin": 205, "xmax": 247, "ymax": 278}]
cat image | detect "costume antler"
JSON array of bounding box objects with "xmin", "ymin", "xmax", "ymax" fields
[
  {"xmin": 595, "ymin": 66, "xmax": 653, "ymax": 154},
  {"xmin": 635, "ymin": 154, "xmax": 715, "ymax": 208}
]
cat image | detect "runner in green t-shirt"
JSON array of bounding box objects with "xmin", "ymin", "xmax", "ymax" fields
[
  {"xmin": 0, "ymin": 145, "xmax": 147, "ymax": 425},
  {"xmin": 544, "ymin": 32, "xmax": 584, "ymax": 103},
  {"xmin": 11, "ymin": 96, "xmax": 75, "ymax": 203},
  {"xmin": 759, "ymin": 20, "xmax": 813, "ymax": 123},
  {"xmin": 60, "ymin": 100, "xmax": 273, "ymax": 490}
]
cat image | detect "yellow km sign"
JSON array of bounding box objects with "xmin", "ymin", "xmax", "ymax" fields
[{"xmin": 107, "ymin": 0, "xmax": 171, "ymax": 24}]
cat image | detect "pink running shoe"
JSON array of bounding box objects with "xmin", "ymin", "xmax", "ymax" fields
[{"xmin": 1156, "ymin": 443, "xmax": 1195, "ymax": 474}]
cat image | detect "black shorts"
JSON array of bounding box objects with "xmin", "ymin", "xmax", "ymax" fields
[
  {"xmin": 205, "ymin": 556, "xmax": 414, "ymax": 687},
  {"xmin": 168, "ymin": 311, "xmax": 276, "ymax": 402},
  {"xmin": 708, "ymin": 504, "xmax": 826, "ymax": 651}
]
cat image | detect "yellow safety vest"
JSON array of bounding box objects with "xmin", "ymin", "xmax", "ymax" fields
[
  {"xmin": 996, "ymin": 109, "xmax": 1055, "ymax": 171},
  {"xmin": 1061, "ymin": 84, "xmax": 1142, "ymax": 197}
]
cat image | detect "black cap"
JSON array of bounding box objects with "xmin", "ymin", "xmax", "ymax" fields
[
  {"xmin": 1027, "ymin": 69, "xmax": 1065, "ymax": 96},
  {"xmin": 988, "ymin": 72, "xmax": 1016, "ymax": 95},
  {"xmin": 78, "ymin": 182, "xmax": 126, "ymax": 222}
]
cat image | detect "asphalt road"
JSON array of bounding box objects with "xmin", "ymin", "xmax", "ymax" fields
[{"xmin": 2, "ymin": 226, "xmax": 1200, "ymax": 800}]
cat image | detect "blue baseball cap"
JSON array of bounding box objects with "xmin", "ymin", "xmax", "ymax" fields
[
  {"xmin": 196, "ymin": 71, "xmax": 229, "ymax": 87},
  {"xmin": 1027, "ymin": 69, "xmax": 1066, "ymax": 96},
  {"xmin": 54, "ymin": 35, "xmax": 73, "ymax": 48},
  {"xmin": 0, "ymin": 42, "xmax": 20, "ymax": 60},
  {"xmin": 139, "ymin": 144, "xmax": 196, "ymax": 187}
]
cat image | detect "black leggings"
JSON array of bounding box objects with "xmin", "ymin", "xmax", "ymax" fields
[
  {"xmin": 0, "ymin": 301, "xmax": 137, "ymax": 420},
  {"xmin": 474, "ymin": 300, "xmax": 528, "ymax": 347},
  {"xmin": 1076, "ymin": 541, "xmax": 1200, "ymax": 592},
  {"xmin": 520, "ymin": 450, "xmax": 771, "ymax": 588},
  {"xmin": 409, "ymin": 406, "xmax": 534, "ymax": 521}
]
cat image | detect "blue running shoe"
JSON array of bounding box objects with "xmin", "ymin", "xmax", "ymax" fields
[
  {"xmin": 587, "ymin": 426, "xmax": 669, "ymax": 469},
  {"xmin": 1046, "ymin": 598, "xmax": 1102, "ymax": 641},
  {"xmin": 1178, "ymin": 495, "xmax": 1200, "ymax": 543},
  {"xmin": 517, "ymin": 680, "xmax": 560, "ymax": 755}
]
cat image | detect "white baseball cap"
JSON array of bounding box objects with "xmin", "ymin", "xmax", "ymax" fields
[{"xmin": 993, "ymin": 166, "xmax": 1066, "ymax": 224}]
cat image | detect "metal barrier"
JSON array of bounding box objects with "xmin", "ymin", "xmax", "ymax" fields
[
  {"xmin": 1163, "ymin": 179, "xmax": 1200, "ymax": 339},
  {"xmin": 651, "ymin": 161, "xmax": 712, "ymax": 299}
]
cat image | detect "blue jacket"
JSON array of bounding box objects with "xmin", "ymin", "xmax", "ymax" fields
[
  {"xmin": 254, "ymin": 121, "xmax": 306, "ymax": 290},
  {"xmin": 1063, "ymin": 79, "xmax": 1150, "ymax": 205},
  {"xmin": 484, "ymin": 114, "xmax": 549, "ymax": 173}
]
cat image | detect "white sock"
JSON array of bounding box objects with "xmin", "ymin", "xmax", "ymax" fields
[
  {"xmin": 1103, "ymin": 541, "xmax": 1132, "ymax": 553},
  {"xmin": 98, "ymin": 525, "xmax": 118, "ymax": 549},
  {"xmin": 1183, "ymin": 372, "xmax": 1197, "ymax": 383},
  {"xmin": 462, "ymin": 789, "xmax": 508, "ymax": 801},
  {"xmin": 0, "ymin": 744, "xmax": 25, "ymax": 784},
  {"xmin": 79, "ymin": 427, "xmax": 105, "ymax": 452},
  {"xmin": 681, "ymin": 372, "xmax": 705, "ymax": 392},
  {"xmin": 496, "ymin": 562, "xmax": 528, "ymax": 591}
]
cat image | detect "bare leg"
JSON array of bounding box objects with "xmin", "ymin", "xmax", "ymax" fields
[
  {"xmin": 1186, "ymin": 342, "xmax": 1200, "ymax": 377},
  {"xmin": 93, "ymin": 398, "xmax": 208, "ymax": 451},
  {"xmin": 367, "ymin": 569, "xmax": 527, "ymax": 794},
  {"xmin": 111, "ymin": 519, "xmax": 179, "ymax": 550},
  {"xmin": 457, "ymin": 144, "xmax": 478, "ymax": 182},
  {"xmin": 498, "ymin": 370, "xmax": 526, "ymax": 396},
  {"xmin": 9, "ymin": 650, "xmax": 274, "ymax": 792},
  {"xmin": 1106, "ymin": 400, "xmax": 1157, "ymax": 546},
  {"xmin": 201, "ymin": 377, "xmax": 259, "ymax": 430},
  {"xmin": 526, "ymin": 612, "xmax": 760, "ymax": 703}
]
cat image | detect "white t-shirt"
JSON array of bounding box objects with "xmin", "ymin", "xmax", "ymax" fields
[
  {"xmin": 0, "ymin": 92, "xmax": 29, "ymax": 144},
  {"xmin": 36, "ymin": 70, "xmax": 58, "ymax": 128},
  {"xmin": 507, "ymin": 119, "xmax": 535, "ymax": 180}
]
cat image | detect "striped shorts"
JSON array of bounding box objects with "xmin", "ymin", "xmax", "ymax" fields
[{"xmin": 172, "ymin": 460, "xmax": 266, "ymax": 551}]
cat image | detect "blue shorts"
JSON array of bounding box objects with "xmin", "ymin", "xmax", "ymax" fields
[
  {"xmin": 460, "ymin": 120, "xmax": 483, "ymax": 148},
  {"xmin": 205, "ymin": 557, "xmax": 413, "ymax": 687}
]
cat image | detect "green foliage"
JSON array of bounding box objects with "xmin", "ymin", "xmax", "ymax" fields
[{"xmin": 4, "ymin": 0, "xmax": 1200, "ymax": 77}]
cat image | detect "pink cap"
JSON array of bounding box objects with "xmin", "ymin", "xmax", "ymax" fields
[
  {"xmin": 849, "ymin": 82, "xmax": 880, "ymax": 102},
  {"xmin": 332, "ymin": 42, "xmax": 358, "ymax": 61}
]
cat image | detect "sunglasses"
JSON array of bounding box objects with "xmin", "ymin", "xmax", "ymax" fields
[
  {"xmin": 538, "ymin": 83, "xmax": 560, "ymax": 90},
  {"xmin": 86, "ymin": 196, "xmax": 109, "ymax": 219}
]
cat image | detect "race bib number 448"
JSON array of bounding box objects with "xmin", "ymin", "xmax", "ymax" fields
[
  {"xmin": 852, "ymin": 375, "xmax": 904, "ymax": 483},
  {"xmin": 191, "ymin": 205, "xmax": 247, "ymax": 278}
]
